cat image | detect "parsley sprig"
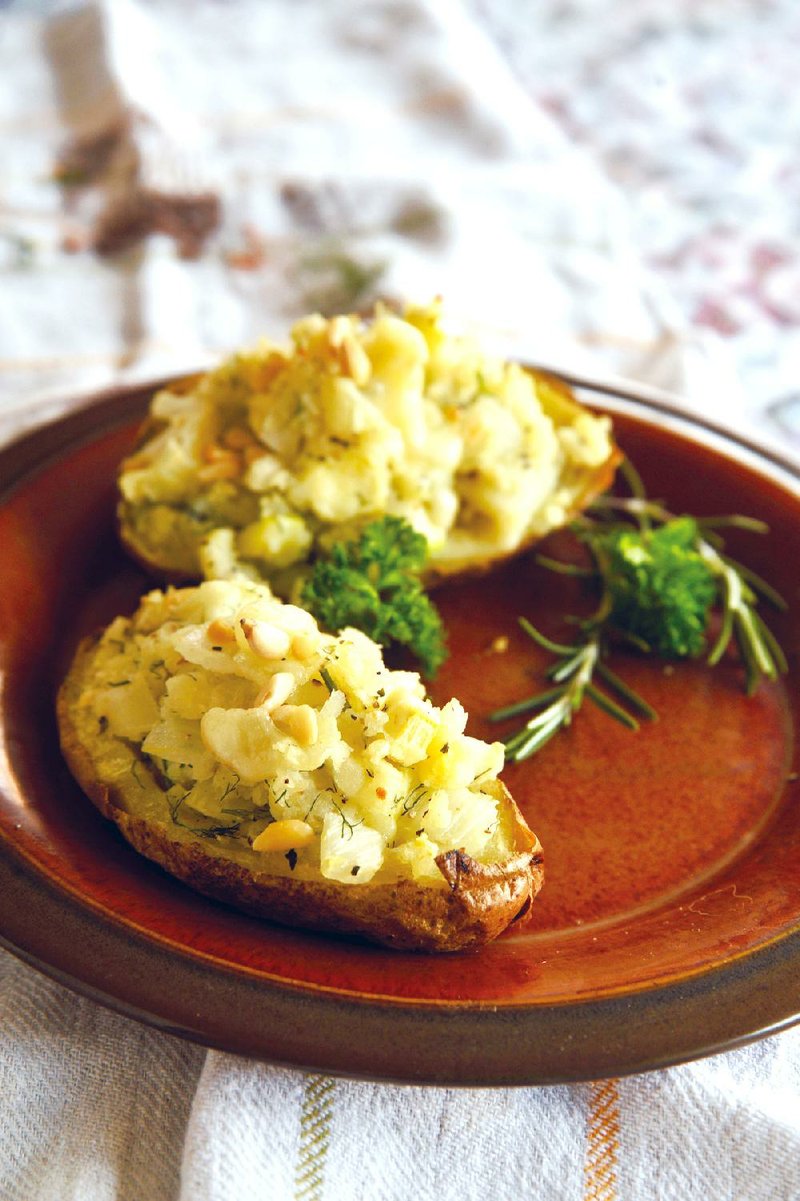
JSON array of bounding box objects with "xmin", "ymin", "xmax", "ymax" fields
[
  {"xmin": 493, "ymin": 460, "xmax": 788, "ymax": 762},
  {"xmin": 301, "ymin": 515, "xmax": 447, "ymax": 676}
]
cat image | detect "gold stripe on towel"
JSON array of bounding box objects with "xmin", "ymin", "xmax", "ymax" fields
[
  {"xmin": 294, "ymin": 1074, "xmax": 336, "ymax": 1201},
  {"xmin": 584, "ymin": 1079, "xmax": 620, "ymax": 1201}
]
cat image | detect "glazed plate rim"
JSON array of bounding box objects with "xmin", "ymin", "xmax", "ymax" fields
[{"xmin": 0, "ymin": 370, "xmax": 798, "ymax": 1086}]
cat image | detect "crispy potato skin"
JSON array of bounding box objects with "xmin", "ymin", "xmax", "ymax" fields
[
  {"xmin": 117, "ymin": 523, "xmax": 197, "ymax": 586},
  {"xmin": 57, "ymin": 638, "xmax": 544, "ymax": 953},
  {"xmin": 422, "ymin": 371, "xmax": 622, "ymax": 587},
  {"xmin": 421, "ymin": 447, "xmax": 622, "ymax": 587}
]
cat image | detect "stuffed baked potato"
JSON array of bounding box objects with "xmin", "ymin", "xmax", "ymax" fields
[
  {"xmin": 117, "ymin": 301, "xmax": 618, "ymax": 592},
  {"xmin": 58, "ymin": 578, "xmax": 543, "ymax": 951}
]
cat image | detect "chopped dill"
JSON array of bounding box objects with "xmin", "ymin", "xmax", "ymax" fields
[
  {"xmin": 396, "ymin": 782, "xmax": 429, "ymax": 816},
  {"xmin": 168, "ymin": 790, "xmax": 244, "ymax": 839},
  {"xmin": 319, "ymin": 666, "xmax": 339, "ymax": 693},
  {"xmin": 331, "ymin": 798, "xmax": 363, "ymax": 840}
]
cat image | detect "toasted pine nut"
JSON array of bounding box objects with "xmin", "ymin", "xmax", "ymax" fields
[
  {"xmin": 202, "ymin": 442, "xmax": 230, "ymax": 463},
  {"xmin": 340, "ymin": 336, "xmax": 371, "ymax": 386},
  {"xmin": 252, "ymin": 818, "xmax": 315, "ymax": 853},
  {"xmin": 272, "ymin": 704, "xmax": 319, "ymax": 746},
  {"xmin": 290, "ymin": 631, "xmax": 318, "ymax": 661},
  {"xmin": 327, "ymin": 315, "xmax": 349, "ymax": 348},
  {"xmin": 241, "ymin": 619, "xmax": 291, "ymax": 659},
  {"xmin": 207, "ymin": 618, "xmax": 236, "ymax": 644},
  {"xmin": 243, "ymin": 444, "xmax": 268, "ymax": 466},
  {"xmin": 254, "ymin": 671, "xmax": 295, "ymax": 711},
  {"xmin": 197, "ymin": 455, "xmax": 240, "ymax": 483},
  {"xmin": 252, "ymin": 352, "xmax": 287, "ymax": 389},
  {"xmin": 221, "ymin": 425, "xmax": 255, "ymax": 450}
]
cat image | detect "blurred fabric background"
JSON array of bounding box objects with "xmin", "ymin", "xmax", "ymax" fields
[
  {"xmin": 474, "ymin": 0, "xmax": 800, "ymax": 426},
  {"xmin": 2, "ymin": 0, "xmax": 799, "ymax": 447}
]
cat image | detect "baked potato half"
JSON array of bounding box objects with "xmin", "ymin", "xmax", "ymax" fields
[
  {"xmin": 117, "ymin": 301, "xmax": 618, "ymax": 592},
  {"xmin": 57, "ymin": 578, "xmax": 543, "ymax": 951}
]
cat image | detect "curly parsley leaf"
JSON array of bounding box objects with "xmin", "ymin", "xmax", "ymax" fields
[
  {"xmin": 301, "ymin": 516, "xmax": 447, "ymax": 676},
  {"xmin": 586, "ymin": 516, "xmax": 717, "ymax": 659}
]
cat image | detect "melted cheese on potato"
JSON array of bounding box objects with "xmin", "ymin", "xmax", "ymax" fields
[
  {"xmin": 119, "ymin": 301, "xmax": 613, "ymax": 582},
  {"xmin": 80, "ymin": 578, "xmax": 510, "ymax": 885}
]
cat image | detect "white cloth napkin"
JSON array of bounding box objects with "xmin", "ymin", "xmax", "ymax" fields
[
  {"xmin": 4, "ymin": 948, "xmax": 800, "ymax": 1201},
  {"xmin": 1, "ymin": 3, "xmax": 799, "ymax": 1199},
  {"xmin": 0, "ymin": 0, "xmax": 754, "ymax": 440}
]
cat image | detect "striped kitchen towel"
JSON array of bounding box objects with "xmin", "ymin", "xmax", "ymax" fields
[{"xmin": 2, "ymin": 952, "xmax": 799, "ymax": 1201}]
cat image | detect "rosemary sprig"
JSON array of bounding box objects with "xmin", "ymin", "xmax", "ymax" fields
[
  {"xmin": 493, "ymin": 460, "xmax": 788, "ymax": 761},
  {"xmin": 493, "ymin": 622, "xmax": 655, "ymax": 763}
]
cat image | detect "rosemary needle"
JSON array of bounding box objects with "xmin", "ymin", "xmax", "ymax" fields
[{"xmin": 492, "ymin": 624, "xmax": 653, "ymax": 763}]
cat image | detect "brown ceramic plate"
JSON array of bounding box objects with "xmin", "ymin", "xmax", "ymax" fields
[{"xmin": 0, "ymin": 376, "xmax": 798, "ymax": 1086}]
